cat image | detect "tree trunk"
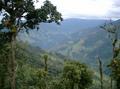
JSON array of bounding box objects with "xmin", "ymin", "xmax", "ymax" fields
[
  {"xmin": 45, "ymin": 58, "xmax": 48, "ymax": 72},
  {"xmin": 71, "ymin": 83, "xmax": 74, "ymax": 89},
  {"xmin": 98, "ymin": 57, "xmax": 103, "ymax": 89},
  {"xmin": 110, "ymin": 77, "xmax": 113, "ymax": 89},
  {"xmin": 0, "ymin": 74, "xmax": 5, "ymax": 89},
  {"xmin": 10, "ymin": 33, "xmax": 16, "ymax": 89}
]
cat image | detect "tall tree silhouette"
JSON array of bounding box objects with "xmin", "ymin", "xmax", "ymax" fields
[
  {"xmin": 101, "ymin": 21, "xmax": 120, "ymax": 89},
  {"xmin": 0, "ymin": 0, "xmax": 62, "ymax": 89}
]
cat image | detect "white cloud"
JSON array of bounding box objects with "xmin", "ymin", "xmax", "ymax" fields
[
  {"xmin": 55, "ymin": 0, "xmax": 113, "ymax": 17},
  {"xmin": 35, "ymin": 0, "xmax": 119, "ymax": 19},
  {"xmin": 6, "ymin": 0, "xmax": 120, "ymax": 20}
]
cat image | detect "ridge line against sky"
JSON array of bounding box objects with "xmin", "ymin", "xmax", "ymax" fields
[{"xmin": 34, "ymin": 0, "xmax": 120, "ymax": 20}]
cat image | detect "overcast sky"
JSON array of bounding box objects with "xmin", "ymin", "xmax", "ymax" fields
[{"xmin": 34, "ymin": 0, "xmax": 120, "ymax": 20}]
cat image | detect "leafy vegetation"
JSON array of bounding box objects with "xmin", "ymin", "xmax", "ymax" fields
[
  {"xmin": 0, "ymin": 0, "xmax": 62, "ymax": 89},
  {"xmin": 0, "ymin": 0, "xmax": 120, "ymax": 89},
  {"xmin": 101, "ymin": 21, "xmax": 120, "ymax": 89}
]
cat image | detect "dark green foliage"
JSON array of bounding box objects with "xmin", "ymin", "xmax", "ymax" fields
[
  {"xmin": 11, "ymin": 41, "xmax": 95, "ymax": 89},
  {"xmin": 49, "ymin": 79, "xmax": 64, "ymax": 89},
  {"xmin": 0, "ymin": 40, "xmax": 111, "ymax": 89},
  {"xmin": 101, "ymin": 21, "xmax": 120, "ymax": 89},
  {"xmin": 62, "ymin": 61, "xmax": 93, "ymax": 89},
  {"xmin": 0, "ymin": 33, "xmax": 11, "ymax": 89},
  {"xmin": 98, "ymin": 57, "xmax": 103, "ymax": 89},
  {"xmin": 0, "ymin": 0, "xmax": 62, "ymax": 89},
  {"xmin": 14, "ymin": 42, "xmax": 63, "ymax": 89},
  {"xmin": 109, "ymin": 59, "xmax": 120, "ymax": 89},
  {"xmin": 37, "ymin": 0, "xmax": 63, "ymax": 24},
  {"xmin": 43, "ymin": 54, "xmax": 49, "ymax": 72},
  {"xmin": 0, "ymin": 0, "xmax": 62, "ymax": 32},
  {"xmin": 1, "ymin": 1, "xmax": 119, "ymax": 89}
]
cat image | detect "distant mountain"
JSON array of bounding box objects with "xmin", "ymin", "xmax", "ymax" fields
[
  {"xmin": 19, "ymin": 18, "xmax": 108, "ymax": 49},
  {"xmin": 19, "ymin": 18, "xmax": 120, "ymax": 67},
  {"xmin": 56, "ymin": 27, "xmax": 113, "ymax": 66}
]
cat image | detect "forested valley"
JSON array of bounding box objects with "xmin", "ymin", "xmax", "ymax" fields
[{"xmin": 0, "ymin": 0, "xmax": 120, "ymax": 89}]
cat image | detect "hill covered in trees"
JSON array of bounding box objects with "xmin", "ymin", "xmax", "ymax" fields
[
  {"xmin": 0, "ymin": 0, "xmax": 120, "ymax": 89},
  {"xmin": 16, "ymin": 42, "xmax": 111, "ymax": 89},
  {"xmin": 20, "ymin": 18, "xmax": 113, "ymax": 66}
]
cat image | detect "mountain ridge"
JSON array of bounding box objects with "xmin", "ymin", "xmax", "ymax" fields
[{"xmin": 19, "ymin": 18, "xmax": 120, "ymax": 66}]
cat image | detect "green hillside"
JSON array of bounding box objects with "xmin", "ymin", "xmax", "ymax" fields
[
  {"xmin": 0, "ymin": 0, "xmax": 120, "ymax": 89},
  {"xmin": 16, "ymin": 41, "xmax": 67, "ymax": 75},
  {"xmin": 19, "ymin": 19, "xmax": 112, "ymax": 67},
  {"xmin": 16, "ymin": 41, "xmax": 111, "ymax": 89},
  {"xmin": 56, "ymin": 27, "xmax": 113, "ymax": 66}
]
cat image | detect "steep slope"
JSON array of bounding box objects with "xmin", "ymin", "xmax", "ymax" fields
[
  {"xmin": 56, "ymin": 27, "xmax": 113, "ymax": 66},
  {"xmin": 55, "ymin": 19, "xmax": 120, "ymax": 66},
  {"xmin": 16, "ymin": 41, "xmax": 68, "ymax": 75},
  {"xmin": 16, "ymin": 41, "xmax": 110, "ymax": 89},
  {"xmin": 19, "ymin": 18, "xmax": 119, "ymax": 67},
  {"xmin": 19, "ymin": 18, "xmax": 107, "ymax": 50}
]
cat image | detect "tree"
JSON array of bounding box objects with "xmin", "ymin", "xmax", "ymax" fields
[
  {"xmin": 0, "ymin": 0, "xmax": 62, "ymax": 89},
  {"xmin": 0, "ymin": 32, "xmax": 12, "ymax": 89},
  {"xmin": 62, "ymin": 61, "xmax": 93, "ymax": 89},
  {"xmin": 43, "ymin": 54, "xmax": 49, "ymax": 72},
  {"xmin": 101, "ymin": 21, "xmax": 120, "ymax": 89},
  {"xmin": 35, "ymin": 69, "xmax": 48, "ymax": 89},
  {"xmin": 97, "ymin": 56, "xmax": 103, "ymax": 89}
]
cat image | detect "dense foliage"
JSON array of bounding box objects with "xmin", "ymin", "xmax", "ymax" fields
[
  {"xmin": 101, "ymin": 21, "xmax": 120, "ymax": 89},
  {"xmin": 0, "ymin": 0, "xmax": 62, "ymax": 89},
  {"xmin": 62, "ymin": 61, "xmax": 93, "ymax": 89},
  {"xmin": 0, "ymin": 0, "xmax": 120, "ymax": 89}
]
